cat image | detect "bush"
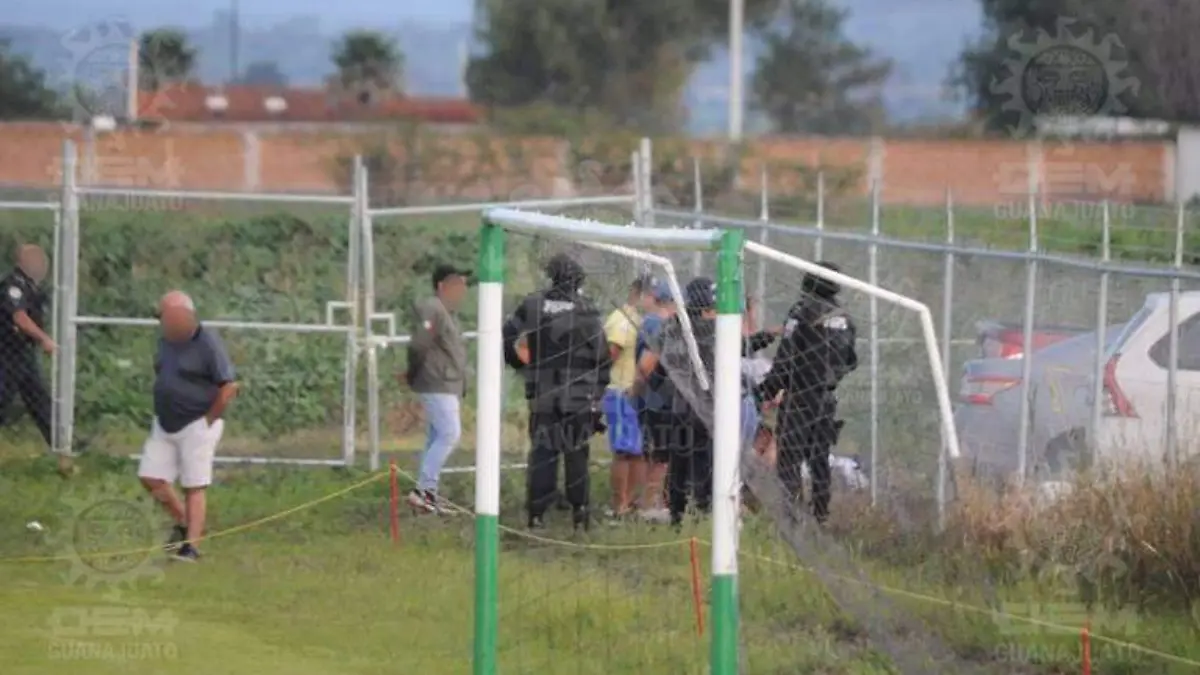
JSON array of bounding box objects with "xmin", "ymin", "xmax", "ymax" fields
[{"xmin": 832, "ymin": 465, "xmax": 1200, "ymax": 617}]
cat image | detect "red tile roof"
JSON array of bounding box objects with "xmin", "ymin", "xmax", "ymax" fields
[{"xmin": 136, "ymin": 84, "xmax": 481, "ymax": 125}]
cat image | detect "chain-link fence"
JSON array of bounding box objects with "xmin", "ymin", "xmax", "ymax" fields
[{"xmin": 651, "ymin": 155, "xmax": 1200, "ymax": 500}]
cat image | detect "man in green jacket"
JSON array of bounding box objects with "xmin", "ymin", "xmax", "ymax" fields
[{"xmin": 405, "ymin": 264, "xmax": 471, "ymax": 514}]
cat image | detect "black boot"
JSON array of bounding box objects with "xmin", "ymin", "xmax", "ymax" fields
[{"xmin": 572, "ymin": 506, "xmax": 590, "ymax": 532}]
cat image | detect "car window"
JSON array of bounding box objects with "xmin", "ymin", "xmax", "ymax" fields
[
  {"xmin": 1106, "ymin": 305, "xmax": 1154, "ymax": 360},
  {"xmin": 1149, "ymin": 311, "xmax": 1200, "ymax": 370}
]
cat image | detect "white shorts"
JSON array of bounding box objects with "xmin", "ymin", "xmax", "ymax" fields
[{"xmin": 137, "ymin": 417, "xmax": 224, "ymax": 488}]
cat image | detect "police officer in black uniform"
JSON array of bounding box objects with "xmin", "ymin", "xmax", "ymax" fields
[
  {"xmin": 503, "ymin": 253, "xmax": 611, "ymax": 531},
  {"xmin": 0, "ymin": 244, "xmax": 55, "ymax": 447},
  {"xmin": 754, "ymin": 261, "xmax": 857, "ymax": 523}
]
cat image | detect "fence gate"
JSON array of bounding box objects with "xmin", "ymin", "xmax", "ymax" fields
[{"xmin": 55, "ymin": 141, "xmax": 362, "ymax": 467}]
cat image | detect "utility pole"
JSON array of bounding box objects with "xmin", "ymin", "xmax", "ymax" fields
[
  {"xmin": 728, "ymin": 0, "xmax": 745, "ymax": 142},
  {"xmin": 230, "ymin": 0, "xmax": 241, "ymax": 85}
]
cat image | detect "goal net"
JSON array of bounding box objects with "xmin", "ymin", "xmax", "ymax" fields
[
  {"xmin": 466, "ymin": 208, "xmax": 744, "ymax": 674},
  {"xmin": 657, "ymin": 237, "xmax": 969, "ymax": 673}
]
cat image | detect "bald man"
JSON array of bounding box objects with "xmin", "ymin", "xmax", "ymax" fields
[
  {"xmin": 0, "ymin": 245, "xmax": 54, "ymax": 447},
  {"xmin": 137, "ymin": 291, "xmax": 238, "ymax": 562}
]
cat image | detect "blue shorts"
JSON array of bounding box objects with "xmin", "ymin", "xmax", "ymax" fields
[
  {"xmin": 603, "ymin": 389, "xmax": 642, "ymax": 455},
  {"xmin": 740, "ymin": 395, "xmax": 760, "ymax": 449}
]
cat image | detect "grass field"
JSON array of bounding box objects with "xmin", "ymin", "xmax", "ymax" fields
[
  {"xmin": 2, "ymin": 441, "xmax": 1199, "ymax": 675},
  {"xmin": 1, "ymin": 192, "xmax": 1199, "ymax": 673}
]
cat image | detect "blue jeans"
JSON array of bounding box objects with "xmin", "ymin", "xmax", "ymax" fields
[
  {"xmin": 741, "ymin": 395, "xmax": 760, "ymax": 450},
  {"xmin": 417, "ymin": 393, "xmax": 462, "ymax": 493}
]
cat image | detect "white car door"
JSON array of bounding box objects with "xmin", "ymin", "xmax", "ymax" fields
[
  {"xmin": 1112, "ymin": 309, "xmax": 1200, "ymax": 467},
  {"xmin": 1165, "ymin": 316, "xmax": 1200, "ymax": 464}
]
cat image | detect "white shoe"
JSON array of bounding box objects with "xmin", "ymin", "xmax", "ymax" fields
[
  {"xmin": 639, "ymin": 508, "xmax": 671, "ymax": 525},
  {"xmin": 406, "ymin": 490, "xmax": 437, "ymax": 514}
]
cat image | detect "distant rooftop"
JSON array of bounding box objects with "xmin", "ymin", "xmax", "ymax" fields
[{"xmin": 135, "ymin": 83, "xmax": 481, "ymax": 125}]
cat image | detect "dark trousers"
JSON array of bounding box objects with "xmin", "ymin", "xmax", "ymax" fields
[
  {"xmin": 526, "ymin": 410, "xmax": 594, "ymax": 519},
  {"xmin": 661, "ymin": 413, "xmax": 712, "ymax": 523},
  {"xmin": 776, "ymin": 408, "xmax": 840, "ymax": 522},
  {"xmin": 639, "ymin": 408, "xmax": 673, "ymax": 465},
  {"xmin": 0, "ymin": 348, "xmax": 52, "ymax": 447}
]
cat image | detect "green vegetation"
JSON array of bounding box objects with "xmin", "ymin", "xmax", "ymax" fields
[
  {"xmin": 0, "ymin": 196, "xmax": 1194, "ymax": 457},
  {"xmin": 0, "ymin": 452, "xmax": 1197, "ymax": 674}
]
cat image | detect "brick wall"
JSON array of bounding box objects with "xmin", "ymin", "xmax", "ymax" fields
[{"xmin": 0, "ymin": 122, "xmax": 1174, "ymax": 205}]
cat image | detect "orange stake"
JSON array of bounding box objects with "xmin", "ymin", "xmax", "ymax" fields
[
  {"xmin": 689, "ymin": 537, "xmax": 705, "ymax": 636},
  {"xmin": 1081, "ymin": 620, "xmax": 1091, "ymax": 675},
  {"xmin": 389, "ymin": 460, "xmax": 400, "ymax": 545}
]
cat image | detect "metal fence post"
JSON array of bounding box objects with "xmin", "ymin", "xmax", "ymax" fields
[
  {"xmin": 868, "ymin": 179, "xmax": 880, "ymax": 507},
  {"xmin": 640, "ymin": 138, "xmax": 655, "ymax": 229},
  {"xmin": 692, "ymin": 157, "xmax": 704, "ymax": 277},
  {"xmin": 938, "ymin": 187, "xmax": 955, "ymax": 530},
  {"xmin": 59, "ymin": 139, "xmax": 80, "ymax": 457},
  {"xmin": 755, "ymin": 164, "xmax": 769, "ymax": 329},
  {"xmin": 49, "ymin": 198, "xmax": 61, "ymax": 455},
  {"xmin": 1089, "ymin": 202, "xmax": 1111, "ymax": 469},
  {"xmin": 814, "ymin": 171, "xmax": 825, "ymax": 261},
  {"xmin": 632, "ymin": 151, "xmax": 644, "ymax": 227},
  {"xmin": 363, "ymin": 162, "xmax": 382, "ymax": 473},
  {"xmin": 342, "ymin": 156, "xmax": 365, "ymax": 466},
  {"xmin": 1016, "ymin": 178, "xmax": 1039, "ymax": 485},
  {"xmin": 1166, "ymin": 200, "xmax": 1184, "ymax": 468}
]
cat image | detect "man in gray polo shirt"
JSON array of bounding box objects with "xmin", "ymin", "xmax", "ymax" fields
[{"xmin": 137, "ymin": 291, "xmax": 239, "ymax": 562}]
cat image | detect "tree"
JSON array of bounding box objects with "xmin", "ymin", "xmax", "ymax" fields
[
  {"xmin": 465, "ymin": 0, "xmax": 787, "ymax": 133},
  {"xmin": 236, "ymin": 61, "xmax": 288, "ymax": 87},
  {"xmin": 0, "ymin": 40, "xmax": 64, "ymax": 120},
  {"xmin": 751, "ymin": 0, "xmax": 892, "ymax": 134},
  {"xmin": 139, "ymin": 29, "xmax": 197, "ymax": 91},
  {"xmin": 1133, "ymin": 0, "xmax": 1200, "ymax": 122},
  {"xmin": 949, "ymin": 0, "xmax": 1200, "ymax": 133},
  {"xmin": 331, "ymin": 31, "xmax": 404, "ymax": 99}
]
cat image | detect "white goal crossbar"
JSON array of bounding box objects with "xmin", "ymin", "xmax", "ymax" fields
[{"xmin": 744, "ymin": 240, "xmax": 961, "ymax": 461}]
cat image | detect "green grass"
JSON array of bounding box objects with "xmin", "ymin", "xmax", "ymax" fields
[
  {"xmin": 1, "ymin": 449, "xmax": 1198, "ymax": 675},
  {"xmin": 2, "ymin": 195, "xmax": 1199, "ymax": 672}
]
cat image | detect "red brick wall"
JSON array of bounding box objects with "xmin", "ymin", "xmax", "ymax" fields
[{"xmin": 0, "ymin": 123, "xmax": 1172, "ymax": 205}]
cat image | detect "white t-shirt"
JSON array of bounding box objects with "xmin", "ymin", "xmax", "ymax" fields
[{"xmin": 742, "ymin": 355, "xmax": 772, "ymax": 386}]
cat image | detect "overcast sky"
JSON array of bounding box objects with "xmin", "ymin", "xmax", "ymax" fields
[{"xmin": 5, "ymin": 0, "xmax": 475, "ymax": 31}]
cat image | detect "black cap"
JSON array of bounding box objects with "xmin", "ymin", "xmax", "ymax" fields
[
  {"xmin": 432, "ymin": 264, "xmax": 472, "ymax": 287},
  {"xmin": 801, "ymin": 261, "xmax": 841, "ymax": 297},
  {"xmin": 545, "ymin": 253, "xmax": 585, "ymax": 288},
  {"xmin": 684, "ymin": 277, "xmax": 716, "ymax": 310}
]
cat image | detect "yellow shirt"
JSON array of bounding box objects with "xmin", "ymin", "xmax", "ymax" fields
[{"xmin": 604, "ymin": 304, "xmax": 640, "ymax": 391}]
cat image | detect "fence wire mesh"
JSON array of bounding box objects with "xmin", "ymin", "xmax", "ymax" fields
[{"xmin": 65, "ymin": 191, "xmax": 357, "ymax": 463}]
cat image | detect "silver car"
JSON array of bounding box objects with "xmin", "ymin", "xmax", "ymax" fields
[{"xmin": 954, "ymin": 323, "xmax": 1127, "ymax": 481}]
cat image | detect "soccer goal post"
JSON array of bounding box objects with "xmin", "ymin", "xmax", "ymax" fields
[{"xmin": 473, "ymin": 208, "xmax": 745, "ymax": 675}]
